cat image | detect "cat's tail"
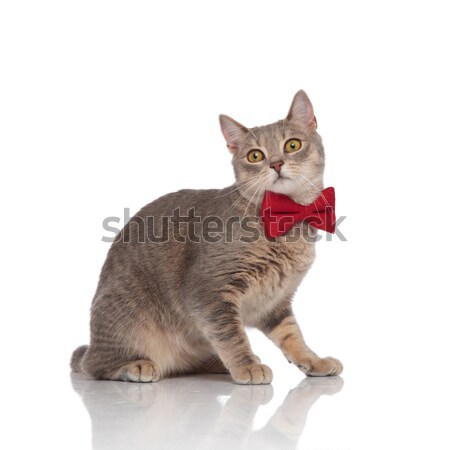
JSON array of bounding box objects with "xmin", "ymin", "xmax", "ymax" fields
[{"xmin": 70, "ymin": 345, "xmax": 89, "ymax": 373}]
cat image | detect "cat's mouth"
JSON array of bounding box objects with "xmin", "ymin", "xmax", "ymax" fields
[{"xmin": 273, "ymin": 174, "xmax": 290, "ymax": 182}]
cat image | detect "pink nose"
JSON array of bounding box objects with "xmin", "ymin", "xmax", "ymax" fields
[{"xmin": 270, "ymin": 160, "xmax": 284, "ymax": 173}]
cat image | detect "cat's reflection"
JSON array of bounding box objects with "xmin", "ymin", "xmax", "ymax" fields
[{"xmin": 71, "ymin": 373, "xmax": 343, "ymax": 450}]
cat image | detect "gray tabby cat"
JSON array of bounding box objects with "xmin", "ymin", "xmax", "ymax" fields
[{"xmin": 71, "ymin": 90, "xmax": 343, "ymax": 384}]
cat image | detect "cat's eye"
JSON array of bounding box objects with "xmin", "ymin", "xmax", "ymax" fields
[
  {"xmin": 247, "ymin": 149, "xmax": 265, "ymax": 163},
  {"xmin": 285, "ymin": 138, "xmax": 302, "ymax": 153}
]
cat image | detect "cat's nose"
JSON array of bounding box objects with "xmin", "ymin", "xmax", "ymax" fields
[{"xmin": 269, "ymin": 160, "xmax": 284, "ymax": 173}]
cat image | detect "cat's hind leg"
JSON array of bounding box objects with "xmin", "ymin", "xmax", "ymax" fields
[
  {"xmin": 79, "ymin": 344, "xmax": 162, "ymax": 383},
  {"xmin": 76, "ymin": 291, "xmax": 165, "ymax": 382},
  {"xmin": 102, "ymin": 359, "xmax": 161, "ymax": 382}
]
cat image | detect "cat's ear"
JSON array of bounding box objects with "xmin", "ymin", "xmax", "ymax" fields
[
  {"xmin": 219, "ymin": 114, "xmax": 249, "ymax": 153},
  {"xmin": 286, "ymin": 90, "xmax": 317, "ymax": 131}
]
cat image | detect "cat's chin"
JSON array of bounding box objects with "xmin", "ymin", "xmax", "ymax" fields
[
  {"xmin": 268, "ymin": 177, "xmax": 297, "ymax": 196},
  {"xmin": 269, "ymin": 177, "xmax": 322, "ymax": 205}
]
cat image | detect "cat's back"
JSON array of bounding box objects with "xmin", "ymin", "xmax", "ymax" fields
[
  {"xmin": 102, "ymin": 186, "xmax": 239, "ymax": 274},
  {"xmin": 95, "ymin": 186, "xmax": 243, "ymax": 300}
]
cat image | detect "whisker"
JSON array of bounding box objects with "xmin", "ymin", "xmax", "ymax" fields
[
  {"xmin": 293, "ymin": 176, "xmax": 315, "ymax": 199},
  {"xmin": 296, "ymin": 173, "xmax": 332, "ymax": 208},
  {"xmin": 242, "ymin": 176, "xmax": 267, "ymax": 218},
  {"xmin": 213, "ymin": 175, "xmax": 262, "ymax": 198},
  {"xmin": 221, "ymin": 178, "xmax": 262, "ymax": 216}
]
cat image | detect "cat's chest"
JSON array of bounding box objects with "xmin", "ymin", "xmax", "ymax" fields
[{"xmin": 237, "ymin": 237, "xmax": 315, "ymax": 327}]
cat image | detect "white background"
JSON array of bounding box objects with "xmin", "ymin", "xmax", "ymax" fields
[{"xmin": 1, "ymin": 1, "xmax": 449, "ymax": 449}]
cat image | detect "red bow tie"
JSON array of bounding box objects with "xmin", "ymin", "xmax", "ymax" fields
[{"xmin": 261, "ymin": 187, "xmax": 336, "ymax": 239}]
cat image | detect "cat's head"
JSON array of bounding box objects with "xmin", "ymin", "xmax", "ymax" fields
[{"xmin": 219, "ymin": 90, "xmax": 325, "ymax": 205}]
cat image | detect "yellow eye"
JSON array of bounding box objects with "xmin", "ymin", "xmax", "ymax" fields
[
  {"xmin": 247, "ymin": 149, "xmax": 265, "ymax": 163},
  {"xmin": 285, "ymin": 138, "xmax": 302, "ymax": 153}
]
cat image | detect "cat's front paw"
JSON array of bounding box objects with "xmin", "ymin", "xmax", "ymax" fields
[
  {"xmin": 298, "ymin": 356, "xmax": 343, "ymax": 377},
  {"xmin": 231, "ymin": 363, "xmax": 273, "ymax": 385}
]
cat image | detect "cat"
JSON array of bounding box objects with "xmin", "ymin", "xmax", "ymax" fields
[{"xmin": 70, "ymin": 90, "xmax": 343, "ymax": 384}]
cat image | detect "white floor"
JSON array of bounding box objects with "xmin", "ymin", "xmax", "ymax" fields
[
  {"xmin": 70, "ymin": 372, "xmax": 343, "ymax": 450},
  {"xmin": 8, "ymin": 362, "xmax": 445, "ymax": 450}
]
